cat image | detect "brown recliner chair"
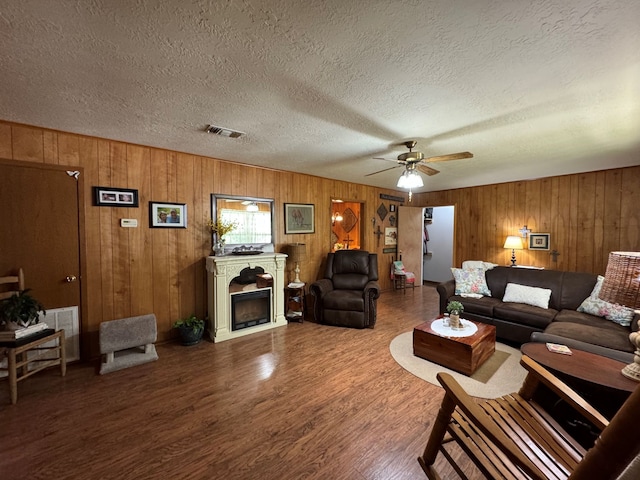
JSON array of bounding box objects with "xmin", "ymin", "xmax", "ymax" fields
[{"xmin": 310, "ymin": 250, "xmax": 380, "ymax": 328}]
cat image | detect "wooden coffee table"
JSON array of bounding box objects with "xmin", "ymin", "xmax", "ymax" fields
[{"xmin": 413, "ymin": 317, "xmax": 496, "ymax": 376}]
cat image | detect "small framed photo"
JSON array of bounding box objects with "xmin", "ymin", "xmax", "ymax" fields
[
  {"xmin": 389, "ymin": 204, "xmax": 396, "ymax": 212},
  {"xmin": 284, "ymin": 203, "xmax": 314, "ymax": 234},
  {"xmin": 385, "ymin": 227, "xmax": 397, "ymax": 246},
  {"xmin": 529, "ymin": 233, "xmax": 550, "ymax": 250},
  {"xmin": 150, "ymin": 202, "xmax": 187, "ymax": 228},
  {"xmin": 93, "ymin": 186, "xmax": 139, "ymax": 207}
]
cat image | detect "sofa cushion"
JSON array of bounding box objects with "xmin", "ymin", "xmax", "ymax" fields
[
  {"xmin": 451, "ymin": 267, "xmax": 491, "ymax": 296},
  {"xmin": 323, "ymin": 290, "xmax": 364, "ymax": 311},
  {"xmin": 543, "ymin": 321, "xmax": 634, "ymax": 353},
  {"xmin": 493, "ymin": 302, "xmax": 557, "ymax": 329},
  {"xmin": 577, "ymin": 275, "xmax": 635, "ymax": 327},
  {"xmin": 559, "ymin": 271, "xmax": 598, "ymax": 310},
  {"xmin": 553, "ymin": 309, "xmax": 626, "ymax": 329},
  {"xmin": 503, "ymin": 283, "xmax": 552, "ymax": 309},
  {"xmin": 450, "ymin": 294, "xmax": 501, "ymax": 317},
  {"xmin": 504, "ymin": 268, "xmax": 564, "ymax": 310}
]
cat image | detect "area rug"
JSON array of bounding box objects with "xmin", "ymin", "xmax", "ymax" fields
[{"xmin": 389, "ymin": 332, "xmax": 527, "ymax": 399}]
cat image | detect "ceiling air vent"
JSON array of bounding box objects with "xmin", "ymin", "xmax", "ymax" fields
[{"xmin": 205, "ymin": 124, "xmax": 245, "ymax": 138}]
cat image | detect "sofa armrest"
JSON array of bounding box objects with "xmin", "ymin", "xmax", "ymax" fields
[
  {"xmin": 437, "ymin": 280, "xmax": 456, "ymax": 314},
  {"xmin": 529, "ymin": 332, "xmax": 635, "ymax": 363}
]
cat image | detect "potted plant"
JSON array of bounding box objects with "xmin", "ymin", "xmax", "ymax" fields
[
  {"xmin": 446, "ymin": 300, "xmax": 464, "ymax": 329},
  {"xmin": 207, "ymin": 217, "xmax": 238, "ymax": 255},
  {"xmin": 0, "ymin": 289, "xmax": 45, "ymax": 330},
  {"xmin": 172, "ymin": 314, "xmax": 205, "ymax": 346}
]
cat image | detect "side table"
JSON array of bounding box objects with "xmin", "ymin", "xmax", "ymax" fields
[
  {"xmin": 285, "ymin": 284, "xmax": 305, "ymax": 322},
  {"xmin": 0, "ymin": 329, "xmax": 66, "ymax": 404},
  {"xmin": 521, "ymin": 342, "xmax": 637, "ymax": 447}
]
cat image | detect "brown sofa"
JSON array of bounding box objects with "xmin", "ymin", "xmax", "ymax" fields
[{"xmin": 437, "ymin": 266, "xmax": 637, "ymax": 362}]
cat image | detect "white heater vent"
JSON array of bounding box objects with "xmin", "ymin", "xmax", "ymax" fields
[{"xmin": 205, "ymin": 124, "xmax": 245, "ymax": 138}]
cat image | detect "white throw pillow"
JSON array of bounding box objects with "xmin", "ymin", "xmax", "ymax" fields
[
  {"xmin": 451, "ymin": 268, "xmax": 491, "ymax": 296},
  {"xmin": 577, "ymin": 275, "xmax": 635, "ymax": 327},
  {"xmin": 502, "ymin": 283, "xmax": 552, "ymax": 309}
]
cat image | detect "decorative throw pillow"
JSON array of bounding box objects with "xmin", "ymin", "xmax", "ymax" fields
[
  {"xmin": 451, "ymin": 268, "xmax": 491, "ymax": 296},
  {"xmin": 577, "ymin": 275, "xmax": 635, "ymax": 327},
  {"xmin": 502, "ymin": 283, "xmax": 552, "ymax": 309}
]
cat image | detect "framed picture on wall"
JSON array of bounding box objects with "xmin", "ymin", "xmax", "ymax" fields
[
  {"xmin": 529, "ymin": 233, "xmax": 550, "ymax": 250},
  {"xmin": 284, "ymin": 203, "xmax": 314, "ymax": 234},
  {"xmin": 385, "ymin": 227, "xmax": 397, "ymax": 246},
  {"xmin": 93, "ymin": 186, "xmax": 139, "ymax": 207},
  {"xmin": 149, "ymin": 202, "xmax": 187, "ymax": 228}
]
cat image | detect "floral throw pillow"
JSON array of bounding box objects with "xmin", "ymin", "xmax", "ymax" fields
[
  {"xmin": 577, "ymin": 275, "xmax": 635, "ymax": 327},
  {"xmin": 451, "ymin": 268, "xmax": 491, "ymax": 296}
]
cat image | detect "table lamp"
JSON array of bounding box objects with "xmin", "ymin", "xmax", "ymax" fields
[
  {"xmin": 503, "ymin": 236, "xmax": 523, "ymax": 266},
  {"xmin": 599, "ymin": 251, "xmax": 640, "ymax": 381},
  {"xmin": 288, "ymin": 243, "xmax": 306, "ymax": 283}
]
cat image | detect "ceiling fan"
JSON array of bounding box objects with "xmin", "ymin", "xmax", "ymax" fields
[{"xmin": 365, "ymin": 141, "xmax": 473, "ymax": 178}]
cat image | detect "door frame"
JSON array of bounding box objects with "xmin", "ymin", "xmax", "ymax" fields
[{"xmin": 0, "ymin": 158, "xmax": 88, "ymax": 359}]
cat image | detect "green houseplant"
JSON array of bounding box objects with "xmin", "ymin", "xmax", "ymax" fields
[
  {"xmin": 172, "ymin": 314, "xmax": 205, "ymax": 346},
  {"xmin": 446, "ymin": 300, "xmax": 464, "ymax": 316},
  {"xmin": 0, "ymin": 289, "xmax": 45, "ymax": 330},
  {"xmin": 446, "ymin": 300, "xmax": 464, "ymax": 329}
]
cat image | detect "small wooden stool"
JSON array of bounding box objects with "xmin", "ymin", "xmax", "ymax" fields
[{"xmin": 1, "ymin": 329, "xmax": 66, "ymax": 404}]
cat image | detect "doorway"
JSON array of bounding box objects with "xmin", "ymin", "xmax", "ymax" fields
[
  {"xmin": 0, "ymin": 160, "xmax": 85, "ymax": 355},
  {"xmin": 398, "ymin": 205, "xmax": 455, "ymax": 284},
  {"xmin": 331, "ymin": 199, "xmax": 363, "ymax": 251},
  {"xmin": 423, "ymin": 206, "xmax": 455, "ymax": 282}
]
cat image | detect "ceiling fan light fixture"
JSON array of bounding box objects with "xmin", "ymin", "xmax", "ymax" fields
[
  {"xmin": 397, "ymin": 169, "xmax": 423, "ymax": 189},
  {"xmin": 246, "ymin": 202, "xmax": 259, "ymax": 212}
]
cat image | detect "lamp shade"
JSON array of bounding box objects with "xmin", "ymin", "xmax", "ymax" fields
[
  {"xmin": 288, "ymin": 243, "xmax": 306, "ymax": 263},
  {"xmin": 397, "ymin": 169, "xmax": 424, "ymax": 189},
  {"xmin": 599, "ymin": 251, "xmax": 640, "ymax": 309},
  {"xmin": 503, "ymin": 236, "xmax": 523, "ymax": 250}
]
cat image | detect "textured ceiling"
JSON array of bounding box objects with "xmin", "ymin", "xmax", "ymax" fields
[{"xmin": 1, "ymin": 0, "xmax": 639, "ymax": 192}]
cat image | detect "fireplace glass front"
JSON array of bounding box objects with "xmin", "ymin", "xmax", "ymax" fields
[{"xmin": 231, "ymin": 289, "xmax": 271, "ymax": 331}]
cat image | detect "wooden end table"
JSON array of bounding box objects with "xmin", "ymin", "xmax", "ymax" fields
[
  {"xmin": 521, "ymin": 342, "xmax": 637, "ymax": 446},
  {"xmin": 285, "ymin": 284, "xmax": 305, "ymax": 322},
  {"xmin": 413, "ymin": 317, "xmax": 496, "ymax": 376},
  {"xmin": 0, "ymin": 329, "xmax": 66, "ymax": 404},
  {"xmin": 521, "ymin": 342, "xmax": 636, "ymax": 416}
]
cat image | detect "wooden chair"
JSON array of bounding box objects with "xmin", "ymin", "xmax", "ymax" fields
[
  {"xmin": 0, "ymin": 268, "xmax": 25, "ymax": 300},
  {"xmin": 391, "ymin": 259, "xmax": 415, "ymax": 294},
  {"xmin": 418, "ymin": 355, "xmax": 640, "ymax": 480}
]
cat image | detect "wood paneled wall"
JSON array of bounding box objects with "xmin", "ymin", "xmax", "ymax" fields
[
  {"xmin": 2, "ymin": 120, "xmax": 638, "ymax": 357},
  {"xmin": 0, "ymin": 121, "xmax": 403, "ymax": 356},
  {"xmin": 413, "ymin": 167, "xmax": 640, "ymax": 273}
]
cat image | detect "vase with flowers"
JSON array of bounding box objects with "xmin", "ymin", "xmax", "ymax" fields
[
  {"xmin": 446, "ymin": 300, "xmax": 464, "ymax": 329},
  {"xmin": 207, "ymin": 217, "xmax": 237, "ymax": 255}
]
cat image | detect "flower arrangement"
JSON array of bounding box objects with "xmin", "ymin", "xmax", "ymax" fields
[{"xmin": 207, "ymin": 218, "xmax": 237, "ymax": 238}]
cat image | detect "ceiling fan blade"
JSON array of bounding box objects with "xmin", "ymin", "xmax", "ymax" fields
[
  {"xmin": 417, "ymin": 164, "xmax": 439, "ymax": 176},
  {"xmin": 365, "ymin": 164, "xmax": 402, "ymax": 177},
  {"xmin": 424, "ymin": 152, "xmax": 473, "ymax": 163}
]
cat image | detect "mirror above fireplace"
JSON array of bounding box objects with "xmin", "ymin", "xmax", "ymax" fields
[{"xmin": 211, "ymin": 194, "xmax": 275, "ymax": 251}]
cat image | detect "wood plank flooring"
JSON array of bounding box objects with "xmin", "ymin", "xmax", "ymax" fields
[{"xmin": 0, "ymin": 286, "xmax": 483, "ymax": 479}]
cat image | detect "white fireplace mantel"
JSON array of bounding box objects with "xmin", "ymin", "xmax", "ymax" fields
[{"xmin": 206, "ymin": 253, "xmax": 288, "ymax": 342}]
